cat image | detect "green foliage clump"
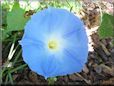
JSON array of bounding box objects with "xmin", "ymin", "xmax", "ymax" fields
[
  {"xmin": 7, "ymin": 2, "xmax": 29, "ymax": 32},
  {"xmin": 98, "ymin": 13, "xmax": 114, "ymax": 39}
]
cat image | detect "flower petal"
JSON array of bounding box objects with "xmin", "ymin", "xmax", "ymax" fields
[{"xmin": 20, "ymin": 7, "xmax": 88, "ymax": 78}]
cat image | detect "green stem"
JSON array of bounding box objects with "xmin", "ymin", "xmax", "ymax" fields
[
  {"xmin": 8, "ymin": 72, "xmax": 13, "ymax": 84},
  {"xmin": 5, "ymin": 75, "xmax": 8, "ymax": 85},
  {"xmin": 66, "ymin": 0, "xmax": 71, "ymax": 8},
  {"xmin": 12, "ymin": 49, "xmax": 21, "ymax": 66},
  {"xmin": 10, "ymin": 64, "xmax": 27, "ymax": 73},
  {"xmin": 112, "ymin": 2, "xmax": 114, "ymax": 45},
  {"xmin": 47, "ymin": 77, "xmax": 57, "ymax": 85}
]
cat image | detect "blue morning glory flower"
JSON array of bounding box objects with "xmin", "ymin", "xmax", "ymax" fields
[{"xmin": 19, "ymin": 7, "xmax": 88, "ymax": 79}]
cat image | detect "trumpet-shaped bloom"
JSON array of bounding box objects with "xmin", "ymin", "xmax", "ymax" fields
[{"xmin": 20, "ymin": 7, "xmax": 88, "ymax": 79}]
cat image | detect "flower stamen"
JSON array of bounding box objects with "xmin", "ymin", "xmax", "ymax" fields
[{"xmin": 48, "ymin": 40, "xmax": 58, "ymax": 50}]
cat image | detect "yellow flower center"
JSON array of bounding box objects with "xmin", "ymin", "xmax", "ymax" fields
[{"xmin": 48, "ymin": 40, "xmax": 58, "ymax": 50}]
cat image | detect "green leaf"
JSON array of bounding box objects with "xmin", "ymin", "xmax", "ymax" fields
[
  {"xmin": 98, "ymin": 13, "xmax": 114, "ymax": 39},
  {"xmin": 7, "ymin": 2, "xmax": 29, "ymax": 32}
]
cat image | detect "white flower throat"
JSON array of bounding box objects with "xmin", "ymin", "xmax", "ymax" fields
[{"xmin": 46, "ymin": 33, "xmax": 66, "ymax": 53}]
